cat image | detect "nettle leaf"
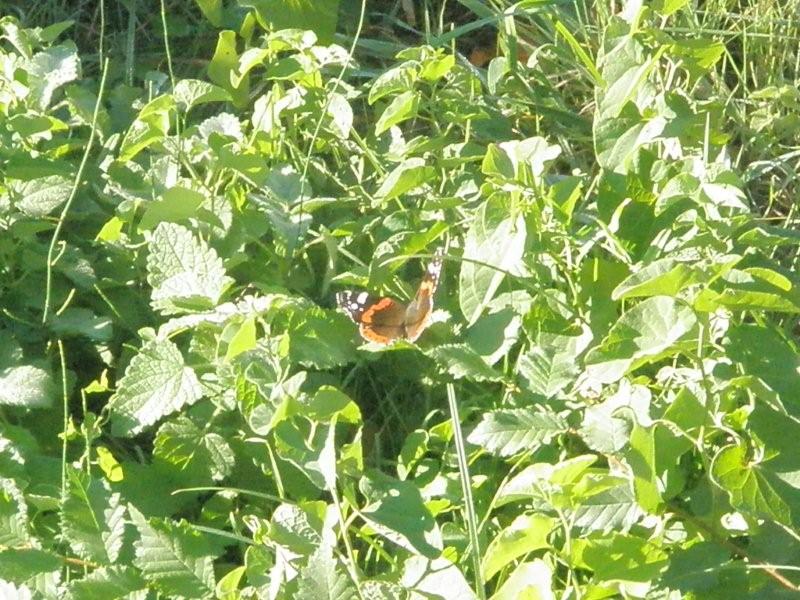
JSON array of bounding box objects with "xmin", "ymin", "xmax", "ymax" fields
[
  {"xmin": 109, "ymin": 338, "xmax": 203, "ymax": 436},
  {"xmin": 172, "ymin": 79, "xmax": 230, "ymax": 112},
  {"xmin": 129, "ymin": 505, "xmax": 217, "ymax": 599},
  {"xmin": 359, "ymin": 472, "xmax": 442, "ymax": 558},
  {"xmin": 0, "ymin": 478, "xmax": 30, "ymax": 547},
  {"xmin": 295, "ymin": 543, "xmax": 357, "ymax": 600},
  {"xmin": 65, "ymin": 566, "xmax": 147, "ymax": 600},
  {"xmin": 467, "ymin": 408, "xmax": 567, "ymax": 457},
  {"xmin": 481, "ymin": 514, "xmax": 555, "ymax": 581},
  {"xmin": 373, "ymin": 157, "xmax": 435, "ymax": 206},
  {"xmin": 10, "ymin": 175, "xmax": 72, "ymax": 217},
  {"xmin": 459, "ymin": 195, "xmax": 526, "ymax": 325},
  {"xmin": 0, "ymin": 333, "xmax": 56, "ymax": 408},
  {"xmin": 61, "ymin": 470, "xmax": 126, "ymax": 563},
  {"xmin": 27, "ymin": 42, "xmax": 80, "ymax": 109},
  {"xmin": 518, "ymin": 331, "xmax": 590, "ymax": 399},
  {"xmin": 146, "ymin": 222, "xmax": 233, "ymax": 315},
  {"xmin": 585, "ymin": 296, "xmax": 697, "ymax": 384},
  {"xmin": 153, "ymin": 416, "xmax": 235, "ymax": 482},
  {"xmin": 375, "ymin": 90, "xmax": 418, "ymax": 135},
  {"xmin": 427, "ymin": 343, "xmax": 503, "ymax": 382},
  {"xmin": 572, "ymin": 476, "xmax": 643, "ymax": 534}
]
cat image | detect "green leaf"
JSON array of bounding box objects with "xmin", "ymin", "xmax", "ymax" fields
[
  {"xmin": 61, "ymin": 470, "xmax": 125, "ymax": 563},
  {"xmin": 242, "ymin": 0, "xmax": 341, "ymax": 44},
  {"xmin": 207, "ymin": 30, "xmax": 249, "ymax": 107},
  {"xmin": 65, "ymin": 566, "xmax": 147, "ymax": 600},
  {"xmin": 695, "ymin": 268, "xmax": 800, "ymax": 313},
  {"xmin": 0, "ymin": 478, "xmax": 30, "ymax": 547},
  {"xmin": 427, "ymin": 343, "xmax": 504, "ymax": 382},
  {"xmin": 153, "ymin": 416, "xmax": 235, "ymax": 482},
  {"xmin": 374, "ymin": 158, "xmax": 435, "ymax": 206},
  {"xmin": 273, "ymin": 420, "xmax": 336, "ymax": 490},
  {"xmin": 375, "ymin": 91, "xmax": 418, "ymax": 135},
  {"xmin": 359, "ymin": 472, "xmax": 442, "ymax": 558},
  {"xmin": 612, "ymin": 258, "xmax": 706, "ymax": 300},
  {"xmin": 368, "ymin": 64, "xmax": 416, "ymax": 104},
  {"xmin": 572, "ymin": 476, "xmax": 642, "ymax": 533},
  {"xmin": 129, "ymin": 505, "xmax": 217, "ymax": 599},
  {"xmin": 459, "ymin": 195, "xmax": 526, "ymax": 325},
  {"xmin": 296, "ymin": 543, "xmax": 357, "ymax": 600},
  {"xmin": 139, "ymin": 186, "xmax": 206, "ymax": 230},
  {"xmin": 579, "ymin": 380, "xmax": 651, "ymax": 453},
  {"xmin": 481, "ymin": 514, "xmax": 555, "ymax": 581},
  {"xmin": 10, "ymin": 175, "xmax": 72, "ymax": 217},
  {"xmin": 497, "ymin": 455, "xmax": 598, "ymax": 507},
  {"xmin": 570, "ymin": 532, "xmax": 668, "ymax": 583},
  {"xmin": 490, "ymin": 559, "xmax": 554, "ymax": 600},
  {"xmin": 0, "ymin": 333, "xmax": 56, "ymax": 408},
  {"xmin": 0, "ymin": 548, "xmax": 60, "ymax": 584},
  {"xmin": 585, "ymin": 296, "xmax": 697, "ymax": 384},
  {"xmin": 28, "ymin": 42, "xmax": 80, "ymax": 109},
  {"xmin": 465, "ymin": 309, "xmax": 521, "ymax": 366},
  {"xmin": 653, "ymin": 0, "xmax": 689, "ymax": 16},
  {"xmin": 287, "ymin": 307, "xmax": 357, "ymax": 369},
  {"xmin": 401, "ymin": 556, "xmax": 477, "ymax": 600},
  {"xmin": 146, "ymin": 223, "xmax": 233, "ymax": 315},
  {"xmin": 109, "ymin": 338, "xmax": 203, "ymax": 436},
  {"xmin": 517, "ymin": 331, "xmax": 589, "ymax": 398},
  {"xmin": 192, "ymin": 0, "xmax": 224, "ymax": 27},
  {"xmin": 467, "ymin": 409, "xmax": 568, "ymax": 457},
  {"xmin": 173, "ymin": 79, "xmax": 230, "ymax": 111},
  {"xmin": 49, "ymin": 308, "xmax": 113, "ymax": 342}
]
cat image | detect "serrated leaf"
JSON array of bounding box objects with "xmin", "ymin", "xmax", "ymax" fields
[
  {"xmin": 147, "ymin": 223, "xmax": 233, "ymax": 315},
  {"xmin": 61, "ymin": 469, "xmax": 125, "ymax": 563},
  {"xmin": 497, "ymin": 455, "xmax": 598, "ymax": 507},
  {"xmin": 109, "ymin": 338, "xmax": 203, "ymax": 436},
  {"xmin": 518, "ymin": 331, "xmax": 589, "ymax": 398},
  {"xmin": 570, "ymin": 532, "xmax": 668, "ymax": 583},
  {"xmin": 11, "ymin": 175, "xmax": 72, "ymax": 217},
  {"xmin": 28, "ymin": 42, "xmax": 80, "ymax": 109},
  {"xmin": 468, "ymin": 409, "xmax": 567, "ymax": 457},
  {"xmin": 427, "ymin": 343, "xmax": 503, "ymax": 382},
  {"xmin": 0, "ymin": 548, "xmax": 60, "ymax": 583},
  {"xmin": 585, "ymin": 296, "xmax": 697, "ymax": 384},
  {"xmin": 153, "ymin": 416, "xmax": 235, "ymax": 482},
  {"xmin": 572, "ymin": 478, "xmax": 642, "ymax": 533},
  {"xmin": 459, "ymin": 195, "xmax": 526, "ymax": 325},
  {"xmin": 65, "ymin": 566, "xmax": 147, "ymax": 600},
  {"xmin": 0, "ymin": 478, "xmax": 30, "ymax": 547},
  {"xmin": 129, "ymin": 505, "xmax": 217, "ymax": 599},
  {"xmin": 296, "ymin": 544, "xmax": 357, "ymax": 600},
  {"xmin": 0, "ymin": 333, "xmax": 55, "ymax": 408}
]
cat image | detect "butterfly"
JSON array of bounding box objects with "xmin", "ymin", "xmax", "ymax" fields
[{"xmin": 336, "ymin": 250, "xmax": 444, "ymax": 345}]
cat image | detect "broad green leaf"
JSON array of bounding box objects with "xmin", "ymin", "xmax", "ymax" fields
[
  {"xmin": 579, "ymin": 380, "xmax": 651, "ymax": 453},
  {"xmin": 518, "ymin": 331, "xmax": 589, "ymax": 398},
  {"xmin": 612, "ymin": 258, "xmax": 706, "ymax": 300},
  {"xmin": 28, "ymin": 42, "xmax": 80, "ymax": 109},
  {"xmin": 154, "ymin": 416, "xmax": 235, "ymax": 482},
  {"xmin": 146, "ymin": 223, "xmax": 233, "ymax": 315},
  {"xmin": 695, "ymin": 268, "xmax": 800, "ymax": 313},
  {"xmin": 173, "ymin": 79, "xmax": 230, "ymax": 111},
  {"xmin": 401, "ymin": 556, "xmax": 477, "ymax": 600},
  {"xmin": 427, "ymin": 343, "xmax": 504, "ymax": 382},
  {"xmin": 327, "ymin": 92, "xmax": 353, "ymax": 139},
  {"xmin": 109, "ymin": 338, "xmax": 203, "ymax": 436},
  {"xmin": 49, "ymin": 308, "xmax": 113, "ymax": 342},
  {"xmin": 193, "ymin": 0, "xmax": 223, "ymax": 27},
  {"xmin": 659, "ymin": 541, "xmax": 731, "ymax": 595},
  {"xmin": 375, "ymin": 91, "xmax": 418, "ymax": 135},
  {"xmin": 11, "ymin": 175, "xmax": 71, "ymax": 217},
  {"xmin": 585, "ymin": 296, "xmax": 697, "ymax": 384},
  {"xmin": 465, "ymin": 308, "xmax": 521, "ymax": 366},
  {"xmin": 65, "ymin": 566, "xmax": 147, "ymax": 600},
  {"xmin": 570, "ymin": 532, "xmax": 668, "ymax": 583},
  {"xmin": 139, "ymin": 187, "xmax": 206, "ymax": 230},
  {"xmin": 61, "ymin": 470, "xmax": 125, "ymax": 563},
  {"xmin": 459, "ymin": 195, "xmax": 526, "ymax": 325},
  {"xmin": 0, "ymin": 334, "xmax": 55, "ymax": 408},
  {"xmin": 467, "ymin": 409, "xmax": 567, "ymax": 457},
  {"xmin": 207, "ymin": 30, "xmax": 249, "ymax": 107},
  {"xmin": 129, "ymin": 505, "xmax": 217, "ymax": 598},
  {"xmin": 307, "ymin": 386, "xmax": 362, "ymax": 424},
  {"xmin": 295, "ymin": 543, "xmax": 357, "ymax": 600},
  {"xmin": 287, "ymin": 307, "xmax": 357, "ymax": 369},
  {"xmin": 497, "ymin": 455, "xmax": 598, "ymax": 507},
  {"xmin": 359, "ymin": 472, "xmax": 442, "ymax": 558},
  {"xmin": 368, "ymin": 64, "xmax": 416, "ymax": 104},
  {"xmin": 490, "ymin": 559, "xmax": 554, "ymax": 600},
  {"xmin": 374, "ymin": 157, "xmax": 435, "ymax": 206},
  {"xmin": 481, "ymin": 514, "xmax": 555, "ymax": 581},
  {"xmin": 653, "ymin": 0, "xmax": 689, "ymax": 16},
  {"xmin": 268, "ymin": 502, "xmax": 325, "ymax": 556},
  {"xmin": 481, "ymin": 137, "xmax": 561, "ymax": 182},
  {"xmin": 572, "ymin": 477, "xmax": 642, "ymax": 533},
  {"xmin": 242, "ymin": 0, "xmax": 341, "ymax": 43},
  {"xmin": 0, "ymin": 548, "xmax": 60, "ymax": 584},
  {"xmin": 118, "ymin": 95, "xmax": 174, "ymax": 161},
  {"xmin": 0, "ymin": 478, "xmax": 30, "ymax": 547},
  {"xmin": 273, "ymin": 421, "xmax": 336, "ymax": 490}
]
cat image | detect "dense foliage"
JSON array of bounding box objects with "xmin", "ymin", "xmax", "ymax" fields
[{"xmin": 1, "ymin": 0, "xmax": 800, "ymax": 598}]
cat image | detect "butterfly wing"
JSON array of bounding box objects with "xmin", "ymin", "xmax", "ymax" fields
[
  {"xmin": 337, "ymin": 291, "xmax": 408, "ymax": 345},
  {"xmin": 403, "ymin": 250, "xmax": 444, "ymax": 342}
]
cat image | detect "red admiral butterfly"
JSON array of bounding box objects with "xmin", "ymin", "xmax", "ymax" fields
[{"xmin": 337, "ymin": 250, "xmax": 444, "ymax": 345}]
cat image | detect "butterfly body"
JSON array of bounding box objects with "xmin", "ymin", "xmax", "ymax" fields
[{"xmin": 337, "ymin": 251, "xmax": 443, "ymax": 345}]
